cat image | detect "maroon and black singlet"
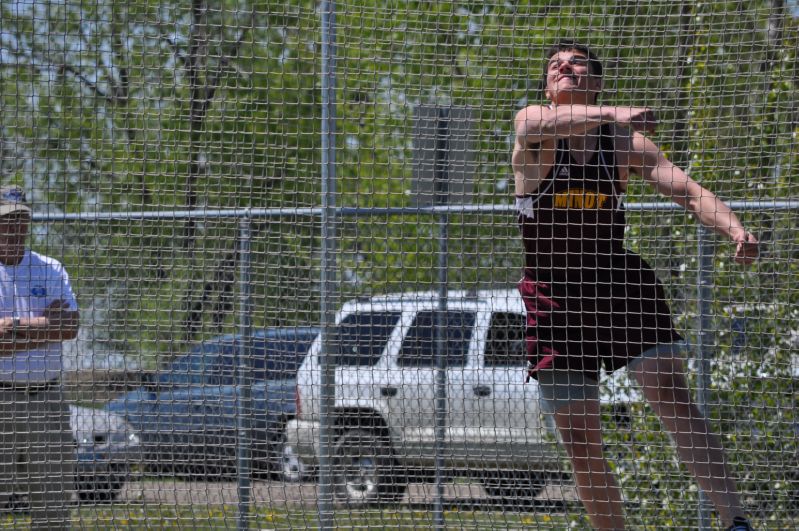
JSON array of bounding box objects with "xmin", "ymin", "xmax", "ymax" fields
[{"xmin": 516, "ymin": 123, "xmax": 682, "ymax": 381}]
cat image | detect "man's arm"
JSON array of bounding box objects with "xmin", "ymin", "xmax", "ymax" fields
[
  {"xmin": 0, "ymin": 300, "xmax": 80, "ymax": 356},
  {"xmin": 513, "ymin": 105, "xmax": 658, "ymax": 196},
  {"xmin": 624, "ymin": 130, "xmax": 759, "ymax": 264},
  {"xmin": 514, "ymin": 104, "xmax": 657, "ymax": 147}
]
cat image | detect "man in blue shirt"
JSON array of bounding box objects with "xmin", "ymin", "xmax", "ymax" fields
[{"xmin": 0, "ymin": 185, "xmax": 79, "ymax": 529}]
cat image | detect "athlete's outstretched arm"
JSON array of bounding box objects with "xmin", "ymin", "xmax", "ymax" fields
[
  {"xmin": 514, "ymin": 105, "xmax": 656, "ymax": 147},
  {"xmin": 627, "ymin": 131, "xmax": 759, "ymax": 264},
  {"xmin": 513, "ymin": 105, "xmax": 658, "ymax": 197},
  {"xmin": 515, "ymin": 105, "xmax": 603, "ymax": 147}
]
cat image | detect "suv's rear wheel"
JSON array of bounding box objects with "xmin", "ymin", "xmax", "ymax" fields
[
  {"xmin": 480, "ymin": 470, "xmax": 548, "ymax": 508},
  {"xmin": 332, "ymin": 428, "xmax": 407, "ymax": 506}
]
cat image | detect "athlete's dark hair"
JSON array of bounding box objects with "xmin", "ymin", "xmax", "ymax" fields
[{"xmin": 544, "ymin": 40, "xmax": 603, "ymax": 79}]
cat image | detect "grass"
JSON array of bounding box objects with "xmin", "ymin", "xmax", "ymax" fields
[
  {"xmin": 3, "ymin": 503, "xmax": 796, "ymax": 529},
  {"xmin": 0, "ymin": 505, "xmax": 588, "ymax": 530}
]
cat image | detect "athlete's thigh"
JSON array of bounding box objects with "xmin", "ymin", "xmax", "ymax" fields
[
  {"xmin": 551, "ymin": 396, "xmax": 604, "ymax": 449},
  {"xmin": 628, "ymin": 354, "xmax": 692, "ymax": 405}
]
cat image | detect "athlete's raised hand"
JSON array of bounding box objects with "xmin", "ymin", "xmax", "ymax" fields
[
  {"xmin": 734, "ymin": 231, "xmax": 759, "ymax": 265},
  {"xmin": 614, "ymin": 106, "xmax": 657, "ymax": 134}
]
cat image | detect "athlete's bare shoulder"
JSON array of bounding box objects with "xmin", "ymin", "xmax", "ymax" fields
[
  {"xmin": 514, "ymin": 105, "xmax": 557, "ymax": 152},
  {"xmin": 514, "ymin": 105, "xmax": 548, "ymax": 132},
  {"xmin": 512, "ymin": 105, "xmax": 557, "ymax": 196}
]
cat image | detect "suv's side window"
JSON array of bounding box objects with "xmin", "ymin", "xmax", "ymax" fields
[
  {"xmin": 484, "ymin": 312, "xmax": 527, "ymax": 367},
  {"xmin": 397, "ymin": 311, "xmax": 475, "ymax": 368},
  {"xmin": 332, "ymin": 311, "xmax": 401, "ymax": 366}
]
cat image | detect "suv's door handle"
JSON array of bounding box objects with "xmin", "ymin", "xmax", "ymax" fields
[
  {"xmin": 380, "ymin": 386, "xmax": 398, "ymax": 398},
  {"xmin": 473, "ymin": 385, "xmax": 492, "ymax": 397}
]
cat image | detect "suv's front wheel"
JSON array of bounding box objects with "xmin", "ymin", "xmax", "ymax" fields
[{"xmin": 332, "ymin": 428, "xmax": 407, "ymax": 506}]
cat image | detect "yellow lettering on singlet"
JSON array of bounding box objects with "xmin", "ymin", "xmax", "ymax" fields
[{"xmin": 553, "ymin": 188, "xmax": 610, "ymax": 210}]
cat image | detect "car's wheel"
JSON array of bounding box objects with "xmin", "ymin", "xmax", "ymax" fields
[
  {"xmin": 280, "ymin": 443, "xmax": 309, "ymax": 482},
  {"xmin": 480, "ymin": 470, "xmax": 548, "ymax": 509},
  {"xmin": 252, "ymin": 430, "xmax": 306, "ymax": 481},
  {"xmin": 332, "ymin": 428, "xmax": 407, "ymax": 506},
  {"xmin": 75, "ymin": 473, "xmax": 124, "ymax": 503}
]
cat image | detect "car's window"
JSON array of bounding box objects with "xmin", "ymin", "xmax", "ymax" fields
[
  {"xmin": 331, "ymin": 311, "xmax": 401, "ymax": 366},
  {"xmin": 484, "ymin": 312, "xmax": 527, "ymax": 367},
  {"xmin": 214, "ymin": 345, "xmax": 238, "ymax": 386},
  {"xmin": 159, "ymin": 330, "xmax": 319, "ymax": 387},
  {"xmin": 160, "ymin": 357, "xmax": 187, "ymax": 385},
  {"xmin": 397, "ymin": 311, "xmax": 475, "ymax": 368},
  {"xmin": 215, "ymin": 336, "xmax": 317, "ymax": 385},
  {"xmin": 262, "ymin": 335, "xmax": 317, "ymax": 379},
  {"xmin": 164, "ymin": 351, "xmax": 219, "ymax": 385}
]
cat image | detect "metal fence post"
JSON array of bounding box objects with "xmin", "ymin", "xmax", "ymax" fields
[
  {"xmin": 432, "ymin": 106, "xmax": 452, "ymax": 531},
  {"xmin": 318, "ymin": 0, "xmax": 338, "ymax": 528},
  {"xmin": 433, "ymin": 210, "xmax": 448, "ymax": 531},
  {"xmin": 695, "ymin": 224, "xmax": 715, "ymax": 530},
  {"xmin": 236, "ymin": 215, "xmax": 253, "ymax": 531}
]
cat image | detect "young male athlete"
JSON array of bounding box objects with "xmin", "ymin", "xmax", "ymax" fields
[{"xmin": 512, "ymin": 41, "xmax": 759, "ymax": 530}]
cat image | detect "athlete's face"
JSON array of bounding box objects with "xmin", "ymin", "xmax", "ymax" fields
[{"xmin": 544, "ymin": 50, "xmax": 601, "ymax": 105}]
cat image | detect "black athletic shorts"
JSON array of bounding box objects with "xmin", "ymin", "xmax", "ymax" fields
[{"xmin": 518, "ymin": 251, "xmax": 683, "ymax": 382}]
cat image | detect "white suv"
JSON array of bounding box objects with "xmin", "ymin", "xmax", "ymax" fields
[{"xmin": 286, "ymin": 289, "xmax": 637, "ymax": 505}]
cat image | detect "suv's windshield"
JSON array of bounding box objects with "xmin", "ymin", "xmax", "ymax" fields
[{"xmin": 332, "ymin": 311, "xmax": 401, "ymax": 366}]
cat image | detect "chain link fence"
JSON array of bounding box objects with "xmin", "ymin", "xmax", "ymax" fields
[
  {"xmin": 17, "ymin": 201, "xmax": 799, "ymax": 530},
  {"xmin": 2, "ymin": 0, "xmax": 799, "ymax": 529}
]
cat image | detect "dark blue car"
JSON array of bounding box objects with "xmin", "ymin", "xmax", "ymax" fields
[{"xmin": 77, "ymin": 326, "xmax": 318, "ymax": 499}]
